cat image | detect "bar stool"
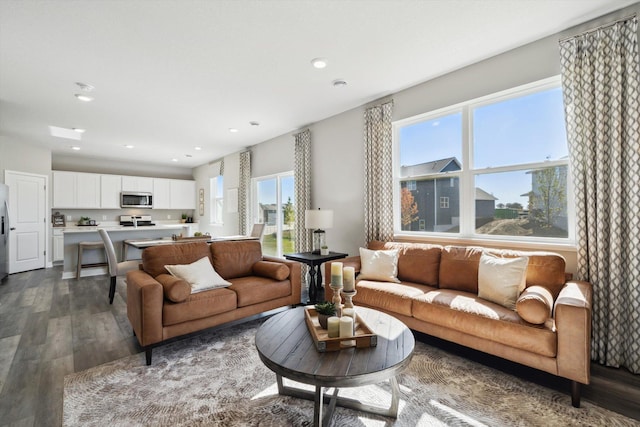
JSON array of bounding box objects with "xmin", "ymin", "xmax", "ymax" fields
[{"xmin": 77, "ymin": 241, "xmax": 106, "ymax": 278}]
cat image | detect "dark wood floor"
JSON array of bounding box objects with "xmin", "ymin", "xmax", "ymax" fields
[{"xmin": 0, "ymin": 266, "xmax": 639, "ymax": 426}]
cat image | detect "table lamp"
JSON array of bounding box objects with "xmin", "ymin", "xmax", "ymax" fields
[{"xmin": 305, "ymin": 208, "xmax": 334, "ymax": 254}]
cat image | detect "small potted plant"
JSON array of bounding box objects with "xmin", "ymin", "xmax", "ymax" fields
[
  {"xmin": 181, "ymin": 213, "xmax": 187, "ymax": 223},
  {"xmin": 314, "ymin": 301, "xmax": 336, "ymax": 329},
  {"xmin": 78, "ymin": 216, "xmax": 90, "ymax": 226},
  {"xmin": 320, "ymin": 245, "xmax": 329, "ymax": 255}
]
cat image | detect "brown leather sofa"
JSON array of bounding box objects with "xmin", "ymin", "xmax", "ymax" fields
[
  {"xmin": 127, "ymin": 240, "xmax": 301, "ymax": 365},
  {"xmin": 325, "ymin": 241, "xmax": 592, "ymax": 407}
]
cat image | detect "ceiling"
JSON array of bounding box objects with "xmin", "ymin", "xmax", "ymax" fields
[{"xmin": 0, "ymin": 0, "xmax": 636, "ymax": 168}]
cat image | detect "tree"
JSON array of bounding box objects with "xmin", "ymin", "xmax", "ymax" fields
[
  {"xmin": 496, "ymin": 203, "xmax": 505, "ymax": 209},
  {"xmin": 401, "ymin": 188, "xmax": 419, "ymax": 229},
  {"xmin": 283, "ymin": 197, "xmax": 295, "ymax": 227},
  {"xmin": 531, "ymin": 166, "xmax": 566, "ymax": 228},
  {"xmin": 506, "ymin": 202, "xmax": 523, "ymax": 210}
]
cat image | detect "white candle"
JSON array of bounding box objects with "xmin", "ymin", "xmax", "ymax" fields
[
  {"xmin": 343, "ymin": 266, "xmax": 355, "ymax": 292},
  {"xmin": 331, "ymin": 262, "xmax": 343, "ymax": 286},
  {"xmin": 342, "ymin": 308, "xmax": 354, "ymax": 319},
  {"xmin": 327, "ymin": 316, "xmax": 340, "ymax": 338},
  {"xmin": 339, "ymin": 316, "xmax": 353, "ymax": 338}
]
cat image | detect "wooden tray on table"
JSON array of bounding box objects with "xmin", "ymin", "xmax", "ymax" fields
[{"xmin": 304, "ymin": 306, "xmax": 377, "ymax": 352}]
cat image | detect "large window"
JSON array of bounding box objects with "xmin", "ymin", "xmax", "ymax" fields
[
  {"xmin": 210, "ymin": 175, "xmax": 224, "ymax": 225},
  {"xmin": 394, "ymin": 77, "xmax": 573, "ymax": 243},
  {"xmin": 252, "ymin": 172, "xmax": 295, "ymax": 257}
]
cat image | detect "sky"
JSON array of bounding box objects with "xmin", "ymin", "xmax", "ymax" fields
[
  {"xmin": 256, "ymin": 175, "xmax": 295, "ymax": 207},
  {"xmin": 399, "ymin": 86, "xmax": 568, "ymax": 206}
]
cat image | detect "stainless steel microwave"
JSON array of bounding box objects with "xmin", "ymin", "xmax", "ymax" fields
[{"xmin": 121, "ymin": 192, "xmax": 153, "ymax": 208}]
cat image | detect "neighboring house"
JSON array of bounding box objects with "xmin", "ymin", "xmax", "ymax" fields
[
  {"xmin": 259, "ymin": 203, "xmax": 277, "ymax": 225},
  {"xmin": 400, "ymin": 157, "xmax": 496, "ymax": 232}
]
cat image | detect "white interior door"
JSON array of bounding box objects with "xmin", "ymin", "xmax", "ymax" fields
[{"xmin": 5, "ymin": 171, "xmax": 47, "ymax": 273}]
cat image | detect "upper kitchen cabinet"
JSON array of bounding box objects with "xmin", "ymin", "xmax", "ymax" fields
[
  {"xmin": 153, "ymin": 178, "xmax": 171, "ymax": 209},
  {"xmin": 100, "ymin": 174, "xmax": 122, "ymax": 208},
  {"xmin": 169, "ymin": 179, "xmax": 196, "ymax": 209},
  {"xmin": 52, "ymin": 171, "xmax": 100, "ymax": 208},
  {"xmin": 121, "ymin": 176, "xmax": 154, "ymax": 193}
]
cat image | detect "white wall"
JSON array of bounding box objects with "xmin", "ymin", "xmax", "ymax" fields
[
  {"xmin": 247, "ymin": 4, "xmax": 640, "ymax": 275},
  {"xmin": 0, "ymin": 137, "xmax": 52, "ymax": 183}
]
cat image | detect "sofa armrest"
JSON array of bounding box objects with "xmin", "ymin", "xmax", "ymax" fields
[
  {"xmin": 554, "ymin": 280, "xmax": 592, "ymax": 384},
  {"xmin": 262, "ymin": 256, "xmax": 302, "ymax": 305},
  {"xmin": 324, "ymin": 256, "xmax": 362, "ymax": 301},
  {"xmin": 126, "ymin": 269, "xmax": 164, "ymax": 347}
]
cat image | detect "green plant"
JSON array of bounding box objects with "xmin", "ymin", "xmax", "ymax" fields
[
  {"xmin": 181, "ymin": 213, "xmax": 188, "ymax": 219},
  {"xmin": 80, "ymin": 216, "xmax": 90, "ymax": 221},
  {"xmin": 314, "ymin": 301, "xmax": 336, "ymax": 316}
]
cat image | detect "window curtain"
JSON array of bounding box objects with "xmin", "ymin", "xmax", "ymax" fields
[
  {"xmin": 238, "ymin": 151, "xmax": 251, "ymax": 235},
  {"xmin": 294, "ymin": 129, "xmax": 312, "ymax": 253},
  {"xmin": 559, "ymin": 15, "xmax": 640, "ymax": 373},
  {"xmin": 364, "ymin": 100, "xmax": 394, "ymax": 243},
  {"xmin": 219, "ymin": 159, "xmax": 224, "ymax": 176}
]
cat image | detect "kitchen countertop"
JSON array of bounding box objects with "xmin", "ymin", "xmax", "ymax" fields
[{"xmin": 60, "ymin": 223, "xmax": 197, "ymax": 233}]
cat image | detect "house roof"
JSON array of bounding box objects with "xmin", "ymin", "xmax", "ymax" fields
[
  {"xmin": 475, "ymin": 187, "xmax": 498, "ymax": 201},
  {"xmin": 400, "ymin": 157, "xmax": 461, "ymax": 177}
]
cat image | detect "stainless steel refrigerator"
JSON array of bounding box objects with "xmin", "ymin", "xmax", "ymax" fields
[{"xmin": 0, "ymin": 183, "xmax": 8, "ymax": 281}]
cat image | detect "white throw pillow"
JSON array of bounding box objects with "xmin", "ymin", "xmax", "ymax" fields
[
  {"xmin": 477, "ymin": 253, "xmax": 529, "ymax": 310},
  {"xmin": 358, "ymin": 247, "xmax": 401, "ymax": 283},
  {"xmin": 165, "ymin": 256, "xmax": 231, "ymax": 293}
]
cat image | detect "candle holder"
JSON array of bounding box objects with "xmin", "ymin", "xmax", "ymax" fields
[
  {"xmin": 341, "ymin": 289, "xmax": 357, "ymax": 309},
  {"xmin": 329, "ymin": 283, "xmax": 343, "ymax": 317}
]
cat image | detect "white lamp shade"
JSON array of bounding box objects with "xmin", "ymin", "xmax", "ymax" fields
[{"xmin": 305, "ymin": 209, "xmax": 334, "ymax": 229}]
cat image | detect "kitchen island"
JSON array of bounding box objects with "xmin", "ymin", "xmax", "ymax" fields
[{"xmin": 60, "ymin": 224, "xmax": 196, "ymax": 279}]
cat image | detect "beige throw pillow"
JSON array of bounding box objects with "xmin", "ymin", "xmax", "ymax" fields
[
  {"xmin": 358, "ymin": 247, "xmax": 401, "ymax": 283},
  {"xmin": 478, "ymin": 253, "xmax": 529, "ymax": 310},
  {"xmin": 165, "ymin": 256, "xmax": 231, "ymax": 293},
  {"xmin": 516, "ymin": 285, "xmax": 554, "ymax": 324}
]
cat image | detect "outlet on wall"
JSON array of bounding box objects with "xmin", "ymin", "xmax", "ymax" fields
[
  {"xmin": 66, "ymin": 215, "xmax": 72, "ymax": 221},
  {"xmin": 102, "ymin": 215, "xmax": 107, "ymax": 220},
  {"xmin": 167, "ymin": 215, "xmax": 171, "ymax": 219}
]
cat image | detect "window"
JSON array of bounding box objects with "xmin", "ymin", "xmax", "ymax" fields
[
  {"xmin": 394, "ymin": 77, "xmax": 573, "ymax": 243},
  {"xmin": 210, "ymin": 176, "xmax": 224, "ymax": 224},
  {"xmin": 252, "ymin": 172, "xmax": 295, "ymax": 257}
]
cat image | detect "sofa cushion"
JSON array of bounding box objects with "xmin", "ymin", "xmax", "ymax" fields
[
  {"xmin": 354, "ymin": 279, "xmax": 436, "ymax": 317},
  {"xmin": 439, "ymin": 246, "xmax": 483, "ymax": 293},
  {"xmin": 162, "ymin": 287, "xmax": 237, "ymax": 326},
  {"xmin": 253, "ymin": 260, "xmax": 289, "ymax": 281},
  {"xmin": 210, "ymin": 240, "xmax": 263, "ymax": 279},
  {"xmin": 412, "ymin": 289, "xmax": 557, "ymax": 357},
  {"xmin": 358, "ymin": 247, "xmax": 400, "ymax": 283},
  {"xmin": 369, "ymin": 241, "xmax": 441, "ymax": 286},
  {"xmin": 228, "ymin": 276, "xmax": 292, "ymax": 307},
  {"xmin": 516, "ymin": 285, "xmax": 554, "ymax": 324},
  {"xmin": 155, "ymin": 273, "xmax": 191, "ymax": 303},
  {"xmin": 142, "ymin": 242, "xmax": 212, "ymax": 278},
  {"xmin": 165, "ymin": 256, "xmax": 231, "ymax": 293},
  {"xmin": 477, "ymin": 253, "xmax": 529, "ymax": 310}
]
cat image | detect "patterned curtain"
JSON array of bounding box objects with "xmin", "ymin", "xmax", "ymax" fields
[
  {"xmin": 364, "ymin": 100, "xmax": 394, "ymax": 243},
  {"xmin": 238, "ymin": 151, "xmax": 251, "ymax": 235},
  {"xmin": 559, "ymin": 16, "xmax": 640, "ymax": 373},
  {"xmin": 294, "ymin": 129, "xmax": 312, "ymax": 253},
  {"xmin": 219, "ymin": 159, "xmax": 224, "ymax": 176}
]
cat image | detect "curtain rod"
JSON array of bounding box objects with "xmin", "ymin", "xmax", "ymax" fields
[{"xmin": 559, "ymin": 13, "xmax": 637, "ymax": 43}]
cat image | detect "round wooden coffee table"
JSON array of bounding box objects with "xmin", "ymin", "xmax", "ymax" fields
[{"xmin": 255, "ymin": 306, "xmax": 414, "ymax": 426}]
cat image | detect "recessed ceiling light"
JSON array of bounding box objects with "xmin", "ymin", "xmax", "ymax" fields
[
  {"xmin": 332, "ymin": 79, "xmax": 348, "ymax": 87},
  {"xmin": 75, "ymin": 82, "xmax": 94, "ymax": 92},
  {"xmin": 229, "ymin": 128, "xmax": 239, "ymax": 133},
  {"xmin": 71, "ymin": 146, "xmax": 81, "ymax": 151},
  {"xmin": 249, "ymin": 121, "xmax": 260, "ymax": 127},
  {"xmin": 75, "ymin": 94, "xmax": 94, "ymax": 102},
  {"xmin": 311, "ymin": 58, "xmax": 328, "ymax": 69},
  {"xmin": 72, "ymin": 128, "xmax": 86, "ymax": 133},
  {"xmin": 124, "ymin": 145, "xmax": 134, "ymax": 149},
  {"xmin": 185, "ymin": 154, "xmax": 192, "ymax": 158},
  {"xmin": 194, "ymin": 146, "xmax": 202, "ymax": 151},
  {"xmin": 171, "ymin": 158, "xmax": 178, "ymax": 162}
]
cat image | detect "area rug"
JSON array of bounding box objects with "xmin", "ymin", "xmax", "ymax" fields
[{"xmin": 64, "ymin": 318, "xmax": 636, "ymax": 426}]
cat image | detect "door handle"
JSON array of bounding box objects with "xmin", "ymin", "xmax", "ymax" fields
[{"xmin": 9, "ymin": 227, "xmax": 15, "ymax": 231}]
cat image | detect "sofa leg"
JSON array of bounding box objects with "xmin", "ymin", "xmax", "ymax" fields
[
  {"xmin": 145, "ymin": 348, "xmax": 152, "ymax": 366},
  {"xmin": 571, "ymin": 381, "xmax": 581, "ymax": 408}
]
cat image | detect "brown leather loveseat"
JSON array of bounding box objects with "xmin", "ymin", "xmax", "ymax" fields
[
  {"xmin": 127, "ymin": 240, "xmax": 301, "ymax": 365},
  {"xmin": 325, "ymin": 241, "xmax": 592, "ymax": 407}
]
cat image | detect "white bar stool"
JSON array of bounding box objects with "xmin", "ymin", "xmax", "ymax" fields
[{"xmin": 77, "ymin": 241, "xmax": 106, "ymax": 278}]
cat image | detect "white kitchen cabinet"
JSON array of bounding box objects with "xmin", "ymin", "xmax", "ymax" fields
[
  {"xmin": 121, "ymin": 176, "xmax": 154, "ymax": 193},
  {"xmin": 52, "ymin": 171, "xmax": 77, "ymax": 208},
  {"xmin": 52, "ymin": 229, "xmax": 64, "ymax": 261},
  {"xmin": 76, "ymin": 172, "xmax": 100, "ymax": 208},
  {"xmin": 170, "ymin": 179, "xmax": 196, "ymax": 209},
  {"xmin": 53, "ymin": 171, "xmax": 100, "ymax": 208},
  {"xmin": 100, "ymin": 174, "xmax": 122, "ymax": 208},
  {"xmin": 153, "ymin": 178, "xmax": 171, "ymax": 209}
]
